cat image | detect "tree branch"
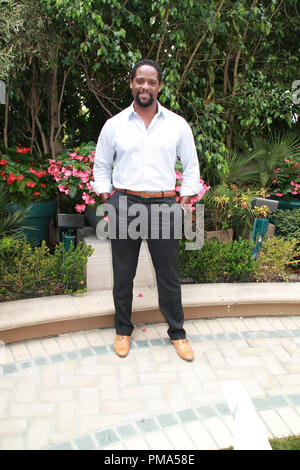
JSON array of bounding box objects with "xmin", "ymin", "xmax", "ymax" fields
[
  {"xmin": 176, "ymin": 0, "xmax": 226, "ymax": 96},
  {"xmin": 156, "ymin": 5, "xmax": 170, "ymax": 63}
]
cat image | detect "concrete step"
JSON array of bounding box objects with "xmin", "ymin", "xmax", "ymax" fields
[
  {"xmin": 77, "ymin": 227, "xmax": 156, "ymax": 291},
  {"xmin": 1, "ymin": 283, "xmax": 300, "ymax": 344}
]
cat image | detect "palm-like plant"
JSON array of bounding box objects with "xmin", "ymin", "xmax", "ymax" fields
[
  {"xmin": 217, "ymin": 150, "xmax": 256, "ymax": 186},
  {"xmin": 239, "ymin": 131, "xmax": 300, "ymax": 189},
  {"xmin": 0, "ymin": 182, "xmax": 31, "ymax": 239}
]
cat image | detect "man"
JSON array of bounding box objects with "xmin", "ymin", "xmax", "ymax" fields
[{"xmin": 91, "ymin": 59, "xmax": 201, "ymax": 361}]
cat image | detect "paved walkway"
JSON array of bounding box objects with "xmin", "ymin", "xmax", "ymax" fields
[{"xmin": 1, "ymin": 315, "xmax": 300, "ymax": 450}]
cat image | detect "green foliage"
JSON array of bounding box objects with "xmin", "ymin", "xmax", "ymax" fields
[
  {"xmin": 201, "ymin": 183, "xmax": 270, "ymax": 237},
  {"xmin": 270, "ymin": 435, "xmax": 300, "ymax": 451},
  {"xmin": 178, "ymin": 239, "xmax": 257, "ymax": 283},
  {"xmin": 0, "ymin": 182, "xmax": 31, "ymax": 239},
  {"xmin": 274, "ymin": 209, "xmax": 300, "ymax": 241},
  {"xmin": 1, "ymin": 0, "xmax": 299, "ymax": 170},
  {"xmin": 253, "ymin": 237, "xmax": 300, "ymax": 282},
  {"xmin": 0, "ymin": 0, "xmax": 26, "ymax": 79},
  {"xmin": 0, "ymin": 237, "xmax": 94, "ymax": 301},
  {"xmin": 240, "ymin": 132, "xmax": 300, "ymax": 189},
  {"xmin": 179, "ymin": 236, "xmax": 300, "ymax": 284},
  {"xmin": 0, "ymin": 147, "xmax": 57, "ymax": 205},
  {"xmin": 269, "ymin": 154, "xmax": 300, "ymax": 200}
]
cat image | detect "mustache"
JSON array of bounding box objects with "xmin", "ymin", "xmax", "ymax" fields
[{"xmin": 137, "ymin": 91, "xmax": 153, "ymax": 97}]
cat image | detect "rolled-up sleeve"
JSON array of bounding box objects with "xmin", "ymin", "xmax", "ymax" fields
[
  {"xmin": 178, "ymin": 123, "xmax": 201, "ymax": 196},
  {"xmin": 91, "ymin": 120, "xmax": 115, "ymax": 194}
]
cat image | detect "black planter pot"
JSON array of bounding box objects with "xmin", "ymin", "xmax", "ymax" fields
[{"xmin": 56, "ymin": 213, "xmax": 85, "ymax": 229}]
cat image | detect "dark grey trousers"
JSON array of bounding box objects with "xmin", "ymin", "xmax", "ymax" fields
[{"xmin": 107, "ymin": 191, "xmax": 186, "ymax": 340}]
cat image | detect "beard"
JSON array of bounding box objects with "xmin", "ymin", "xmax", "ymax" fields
[{"xmin": 135, "ymin": 91, "xmax": 155, "ymax": 107}]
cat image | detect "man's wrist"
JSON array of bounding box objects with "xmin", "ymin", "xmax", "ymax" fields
[
  {"xmin": 179, "ymin": 195, "xmax": 193, "ymax": 205},
  {"xmin": 100, "ymin": 193, "xmax": 110, "ymax": 203}
]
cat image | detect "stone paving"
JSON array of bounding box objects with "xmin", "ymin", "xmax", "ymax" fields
[{"xmin": 1, "ymin": 315, "xmax": 300, "ymax": 450}]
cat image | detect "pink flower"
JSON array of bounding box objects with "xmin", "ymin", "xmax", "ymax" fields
[
  {"xmin": 175, "ymin": 171, "xmax": 183, "ymax": 181},
  {"xmin": 62, "ymin": 168, "xmax": 72, "ymax": 178},
  {"xmin": 57, "ymin": 185, "xmax": 69, "ymax": 195},
  {"xmin": 75, "ymin": 204, "xmax": 86, "ymax": 213},
  {"xmin": 82, "ymin": 192, "xmax": 95, "ymax": 205}
]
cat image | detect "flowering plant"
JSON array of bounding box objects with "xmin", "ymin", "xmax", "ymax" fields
[
  {"xmin": 0, "ymin": 146, "xmax": 57, "ymax": 206},
  {"xmin": 202, "ymin": 183, "xmax": 272, "ymax": 234},
  {"xmin": 269, "ymin": 152, "xmax": 300, "ymax": 200},
  {"xmin": 48, "ymin": 142, "xmax": 100, "ymax": 213},
  {"xmin": 50, "ymin": 148, "xmax": 211, "ymax": 214},
  {"xmin": 174, "ymin": 159, "xmax": 210, "ymax": 210}
]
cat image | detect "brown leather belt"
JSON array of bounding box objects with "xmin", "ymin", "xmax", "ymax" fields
[{"xmin": 114, "ymin": 188, "xmax": 176, "ymax": 198}]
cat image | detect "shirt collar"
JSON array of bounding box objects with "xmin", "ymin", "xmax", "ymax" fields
[{"xmin": 128, "ymin": 101, "xmax": 165, "ymax": 119}]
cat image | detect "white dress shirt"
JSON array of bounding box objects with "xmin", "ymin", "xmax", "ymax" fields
[{"xmin": 91, "ymin": 101, "xmax": 201, "ymax": 196}]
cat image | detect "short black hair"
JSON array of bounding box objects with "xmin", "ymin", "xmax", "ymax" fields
[{"xmin": 130, "ymin": 59, "xmax": 163, "ymax": 83}]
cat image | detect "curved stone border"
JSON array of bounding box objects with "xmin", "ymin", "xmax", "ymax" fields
[{"xmin": 1, "ymin": 283, "xmax": 300, "ymax": 344}]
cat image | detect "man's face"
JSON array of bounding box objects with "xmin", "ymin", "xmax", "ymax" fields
[{"xmin": 130, "ymin": 65, "xmax": 162, "ymax": 108}]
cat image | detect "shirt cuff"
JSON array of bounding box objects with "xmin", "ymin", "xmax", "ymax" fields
[
  {"xmin": 90, "ymin": 180, "xmax": 113, "ymax": 195},
  {"xmin": 180, "ymin": 182, "xmax": 202, "ymax": 197}
]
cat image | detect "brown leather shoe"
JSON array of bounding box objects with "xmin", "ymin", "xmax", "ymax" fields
[
  {"xmin": 113, "ymin": 335, "xmax": 131, "ymax": 357},
  {"xmin": 171, "ymin": 339, "xmax": 194, "ymax": 361}
]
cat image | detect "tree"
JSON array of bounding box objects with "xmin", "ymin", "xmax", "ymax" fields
[{"xmin": 0, "ymin": 0, "xmax": 299, "ymax": 179}]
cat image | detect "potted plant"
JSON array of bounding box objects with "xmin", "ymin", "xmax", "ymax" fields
[
  {"xmin": 201, "ymin": 183, "xmax": 272, "ymax": 242},
  {"xmin": 237, "ymin": 131, "xmax": 300, "ymax": 190},
  {"xmin": 49, "ymin": 152, "xmax": 211, "ymax": 230},
  {"xmin": 48, "ymin": 141, "xmax": 103, "ymax": 228},
  {"xmin": 174, "ymin": 157, "xmax": 210, "ymax": 208},
  {"xmin": 0, "ymin": 146, "xmax": 58, "ymax": 245},
  {"xmin": 268, "ymin": 151, "xmax": 300, "ymax": 210},
  {"xmin": 0, "ymin": 182, "xmax": 31, "ymax": 240}
]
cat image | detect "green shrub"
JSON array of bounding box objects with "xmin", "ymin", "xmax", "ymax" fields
[
  {"xmin": 274, "ymin": 209, "xmax": 300, "ymax": 240},
  {"xmin": 252, "ymin": 237, "xmax": 300, "ymax": 282},
  {"xmin": 179, "ymin": 239, "xmax": 257, "ymax": 283},
  {"xmin": 0, "ymin": 237, "xmax": 94, "ymax": 302}
]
